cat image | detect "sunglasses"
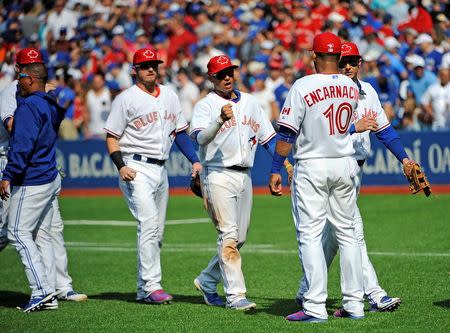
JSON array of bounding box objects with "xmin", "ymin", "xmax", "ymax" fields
[
  {"xmin": 338, "ymin": 59, "xmax": 360, "ymax": 68},
  {"xmin": 213, "ymin": 69, "xmax": 234, "ymax": 80},
  {"xmin": 18, "ymin": 73, "xmax": 31, "ymax": 79},
  {"xmin": 136, "ymin": 62, "xmax": 159, "ymax": 70}
]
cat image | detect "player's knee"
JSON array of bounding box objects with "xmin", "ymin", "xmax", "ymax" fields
[{"xmin": 221, "ymin": 239, "xmax": 240, "ymax": 263}]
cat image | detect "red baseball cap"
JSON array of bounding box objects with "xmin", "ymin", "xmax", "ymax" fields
[
  {"xmin": 16, "ymin": 47, "xmax": 44, "ymax": 65},
  {"xmin": 133, "ymin": 48, "xmax": 163, "ymax": 65},
  {"xmin": 341, "ymin": 42, "xmax": 361, "ymax": 58},
  {"xmin": 311, "ymin": 32, "xmax": 342, "ymax": 54},
  {"xmin": 207, "ymin": 55, "xmax": 239, "ymax": 75}
]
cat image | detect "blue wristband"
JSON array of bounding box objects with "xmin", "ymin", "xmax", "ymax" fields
[{"xmin": 271, "ymin": 151, "xmax": 285, "ymax": 174}]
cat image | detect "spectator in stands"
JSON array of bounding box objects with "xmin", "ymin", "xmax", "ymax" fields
[
  {"xmin": 415, "ymin": 33, "xmax": 443, "ymax": 74},
  {"xmin": 176, "ymin": 68, "xmax": 200, "ymax": 124},
  {"xmin": 46, "ymin": 0, "xmax": 77, "ymax": 42},
  {"xmin": 420, "ymin": 65, "xmax": 450, "ymax": 130},
  {"xmin": 252, "ymin": 72, "xmax": 278, "ymax": 121},
  {"xmin": 84, "ymin": 72, "xmax": 111, "ymax": 138},
  {"xmin": 405, "ymin": 54, "xmax": 438, "ymax": 105}
]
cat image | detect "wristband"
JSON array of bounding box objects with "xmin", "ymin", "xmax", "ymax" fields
[
  {"xmin": 349, "ymin": 123, "xmax": 356, "ymax": 135},
  {"xmin": 110, "ymin": 150, "xmax": 126, "ymax": 171}
]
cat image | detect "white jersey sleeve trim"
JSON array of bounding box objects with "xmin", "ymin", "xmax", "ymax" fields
[
  {"xmin": 190, "ymin": 127, "xmax": 205, "ymax": 134},
  {"xmin": 176, "ymin": 124, "xmax": 189, "ymax": 132},
  {"xmin": 104, "ymin": 128, "xmax": 122, "ymax": 138},
  {"xmin": 260, "ymin": 132, "xmax": 276, "ymax": 145},
  {"xmin": 375, "ymin": 122, "xmax": 390, "ymax": 133},
  {"xmin": 1, "ymin": 114, "xmax": 13, "ymax": 122},
  {"xmin": 277, "ymin": 121, "xmax": 299, "ymax": 134}
]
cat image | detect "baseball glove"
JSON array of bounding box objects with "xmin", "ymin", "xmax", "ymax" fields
[
  {"xmin": 403, "ymin": 161, "xmax": 431, "ymax": 197},
  {"xmin": 190, "ymin": 173, "xmax": 203, "ymax": 198}
]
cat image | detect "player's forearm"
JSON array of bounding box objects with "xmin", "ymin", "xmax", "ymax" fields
[
  {"xmin": 375, "ymin": 126, "xmax": 408, "ymax": 163},
  {"xmin": 106, "ymin": 134, "xmax": 126, "ymax": 171},
  {"xmin": 196, "ymin": 117, "xmax": 223, "ymax": 146},
  {"xmin": 175, "ymin": 130, "xmax": 200, "ymax": 164}
]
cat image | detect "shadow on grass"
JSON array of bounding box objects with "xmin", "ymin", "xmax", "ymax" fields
[
  {"xmin": 89, "ymin": 292, "xmax": 205, "ymax": 305},
  {"xmin": 433, "ymin": 299, "xmax": 450, "ymax": 309},
  {"xmin": 0, "ymin": 290, "xmax": 29, "ymax": 308},
  {"xmin": 256, "ymin": 297, "xmax": 341, "ymax": 317}
]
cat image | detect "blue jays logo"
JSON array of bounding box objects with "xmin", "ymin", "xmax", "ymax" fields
[{"xmin": 249, "ymin": 136, "xmax": 257, "ymax": 148}]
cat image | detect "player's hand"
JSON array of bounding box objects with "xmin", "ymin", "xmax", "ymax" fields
[
  {"xmin": 220, "ymin": 103, "xmax": 234, "ymax": 122},
  {"xmin": 355, "ymin": 117, "xmax": 378, "ymax": 133},
  {"xmin": 120, "ymin": 166, "xmax": 137, "ymax": 182},
  {"xmin": 269, "ymin": 173, "xmax": 282, "ymax": 196},
  {"xmin": 0, "ymin": 180, "xmax": 10, "ymax": 201},
  {"xmin": 191, "ymin": 162, "xmax": 202, "ymax": 177}
]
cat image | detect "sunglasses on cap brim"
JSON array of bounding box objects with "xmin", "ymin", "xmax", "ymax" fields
[{"xmin": 212, "ymin": 69, "xmax": 235, "ymax": 80}]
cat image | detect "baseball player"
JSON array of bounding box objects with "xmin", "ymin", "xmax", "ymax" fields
[
  {"xmin": 104, "ymin": 47, "xmax": 202, "ymax": 304},
  {"xmin": 0, "ymin": 48, "xmax": 87, "ymax": 309},
  {"xmin": 269, "ymin": 32, "xmax": 365, "ymax": 322},
  {"xmin": 0, "ymin": 61, "xmax": 64, "ymax": 312},
  {"xmin": 190, "ymin": 55, "xmax": 291, "ymax": 311},
  {"xmin": 297, "ymin": 42, "xmax": 412, "ymax": 314}
]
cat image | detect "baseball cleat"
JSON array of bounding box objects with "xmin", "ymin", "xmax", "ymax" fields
[
  {"xmin": 369, "ymin": 296, "xmax": 401, "ymax": 312},
  {"xmin": 333, "ymin": 308, "xmax": 365, "ymax": 319},
  {"xmin": 59, "ymin": 290, "xmax": 88, "ymax": 302},
  {"xmin": 18, "ymin": 292, "xmax": 58, "ymax": 313},
  {"xmin": 194, "ymin": 278, "xmax": 224, "ymax": 307},
  {"xmin": 43, "ymin": 299, "xmax": 58, "ymax": 310},
  {"xmin": 286, "ymin": 310, "xmax": 327, "ymax": 322},
  {"xmin": 226, "ymin": 298, "xmax": 256, "ymax": 311},
  {"xmin": 144, "ymin": 289, "xmax": 173, "ymax": 305}
]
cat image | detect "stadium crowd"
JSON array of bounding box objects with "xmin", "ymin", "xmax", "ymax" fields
[{"xmin": 0, "ymin": 0, "xmax": 449, "ymax": 139}]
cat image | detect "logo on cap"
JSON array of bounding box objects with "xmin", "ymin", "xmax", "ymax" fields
[
  {"xmin": 327, "ymin": 43, "xmax": 335, "ymax": 53},
  {"xmin": 341, "ymin": 44, "xmax": 352, "ymax": 55},
  {"xmin": 216, "ymin": 56, "xmax": 230, "ymax": 65},
  {"xmin": 27, "ymin": 50, "xmax": 39, "ymax": 59},
  {"xmin": 143, "ymin": 50, "xmax": 155, "ymax": 59}
]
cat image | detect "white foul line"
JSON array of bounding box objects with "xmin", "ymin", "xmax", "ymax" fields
[{"xmin": 56, "ymin": 242, "xmax": 450, "ymax": 257}]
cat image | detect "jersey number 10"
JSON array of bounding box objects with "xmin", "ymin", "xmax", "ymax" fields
[{"xmin": 323, "ymin": 102, "xmax": 352, "ymax": 135}]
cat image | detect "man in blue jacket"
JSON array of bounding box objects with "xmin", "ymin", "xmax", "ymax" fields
[{"xmin": 0, "ymin": 61, "xmax": 65, "ymax": 312}]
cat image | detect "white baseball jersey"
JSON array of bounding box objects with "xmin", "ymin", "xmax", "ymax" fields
[
  {"xmin": 0, "ymin": 80, "xmax": 18, "ymax": 153},
  {"xmin": 86, "ymin": 87, "xmax": 112, "ymax": 136},
  {"xmin": 278, "ymin": 73, "xmax": 359, "ymax": 160},
  {"xmin": 104, "ymin": 84, "xmax": 188, "ymax": 160},
  {"xmin": 352, "ymin": 80, "xmax": 390, "ymax": 161},
  {"xmin": 190, "ymin": 91, "xmax": 275, "ymax": 167},
  {"xmin": 421, "ymin": 81, "xmax": 450, "ymax": 130}
]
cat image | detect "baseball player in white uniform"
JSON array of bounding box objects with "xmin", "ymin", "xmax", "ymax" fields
[
  {"xmin": 104, "ymin": 47, "xmax": 202, "ymax": 304},
  {"xmin": 0, "ymin": 48, "xmax": 87, "ymax": 309},
  {"xmin": 190, "ymin": 55, "xmax": 291, "ymax": 311},
  {"xmin": 269, "ymin": 32, "xmax": 365, "ymax": 322},
  {"xmin": 297, "ymin": 42, "xmax": 412, "ymax": 314}
]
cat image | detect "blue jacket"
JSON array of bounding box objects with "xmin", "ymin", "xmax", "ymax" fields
[{"xmin": 2, "ymin": 91, "xmax": 65, "ymax": 186}]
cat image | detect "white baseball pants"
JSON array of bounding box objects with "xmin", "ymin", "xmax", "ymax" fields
[
  {"xmin": 297, "ymin": 166, "xmax": 387, "ymax": 304},
  {"xmin": 197, "ymin": 167, "xmax": 252, "ymax": 304},
  {"xmin": 291, "ymin": 157, "xmax": 364, "ymax": 319},
  {"xmin": 119, "ymin": 159, "xmax": 169, "ymax": 298},
  {"xmin": 0, "ymin": 156, "xmax": 9, "ymax": 251},
  {"xmin": 7, "ymin": 175, "xmax": 61, "ymax": 298}
]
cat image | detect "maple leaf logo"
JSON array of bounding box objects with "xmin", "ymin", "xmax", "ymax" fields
[
  {"xmin": 216, "ymin": 56, "xmax": 230, "ymax": 65},
  {"xmin": 27, "ymin": 50, "xmax": 39, "ymax": 58},
  {"xmin": 143, "ymin": 50, "xmax": 155, "ymax": 59},
  {"xmin": 327, "ymin": 43, "xmax": 334, "ymax": 53},
  {"xmin": 341, "ymin": 44, "xmax": 352, "ymax": 55}
]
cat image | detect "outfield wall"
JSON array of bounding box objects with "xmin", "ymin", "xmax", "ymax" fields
[{"xmin": 56, "ymin": 131, "xmax": 450, "ymax": 190}]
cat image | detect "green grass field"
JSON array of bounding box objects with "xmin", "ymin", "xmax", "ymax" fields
[{"xmin": 0, "ymin": 194, "xmax": 449, "ymax": 332}]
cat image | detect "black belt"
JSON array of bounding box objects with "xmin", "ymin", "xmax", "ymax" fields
[
  {"xmin": 133, "ymin": 154, "xmax": 165, "ymax": 166},
  {"xmin": 226, "ymin": 165, "xmax": 249, "ymax": 171},
  {"xmin": 357, "ymin": 159, "xmax": 365, "ymax": 167}
]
